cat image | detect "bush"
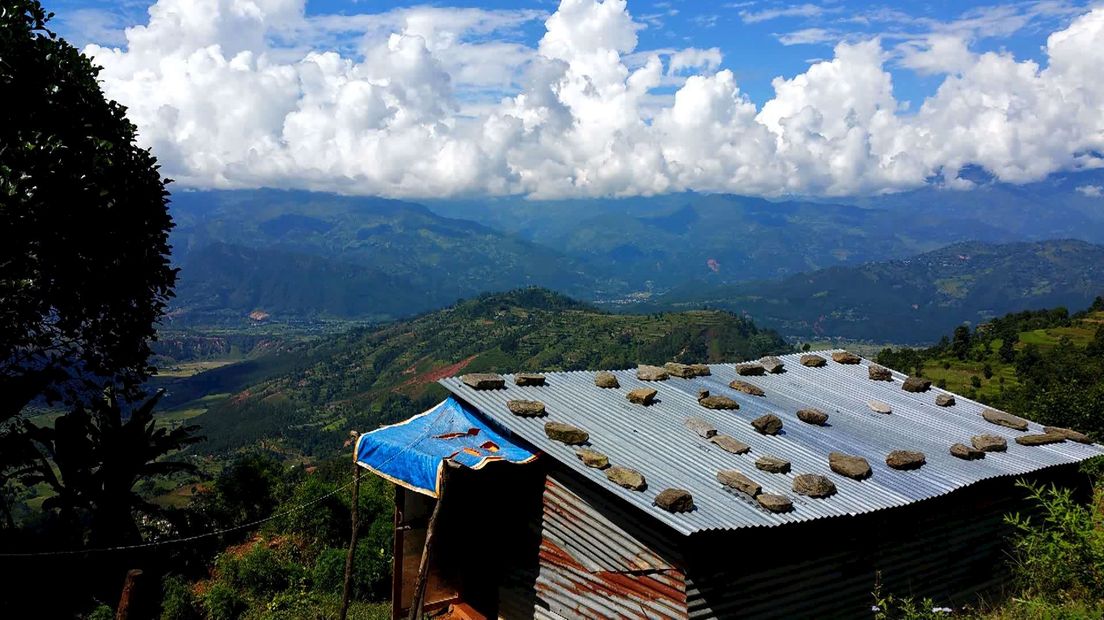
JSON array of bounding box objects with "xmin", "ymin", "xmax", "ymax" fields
[
  {"xmin": 202, "ymin": 581, "xmax": 246, "ymax": 620},
  {"xmin": 161, "ymin": 575, "xmax": 201, "ymax": 620},
  {"xmin": 1005, "ymin": 482, "xmax": 1104, "ymax": 603},
  {"xmin": 312, "ymin": 542, "xmax": 390, "ymax": 601},
  {"xmin": 217, "ymin": 544, "xmax": 304, "ymax": 598},
  {"xmin": 86, "ymin": 605, "xmax": 114, "ymax": 620}
]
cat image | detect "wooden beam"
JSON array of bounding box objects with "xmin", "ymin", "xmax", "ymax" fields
[
  {"xmin": 340, "ymin": 434, "xmax": 363, "ymax": 620},
  {"xmin": 115, "ymin": 569, "xmax": 142, "ymax": 620},
  {"xmin": 408, "ymin": 461, "xmax": 454, "ymax": 620},
  {"xmin": 392, "ymin": 485, "xmax": 405, "ymax": 620}
]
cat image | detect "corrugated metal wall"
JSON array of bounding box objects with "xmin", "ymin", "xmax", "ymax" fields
[
  {"xmin": 683, "ymin": 464, "xmax": 1087, "ymax": 619},
  {"xmin": 501, "ymin": 469, "xmax": 690, "ymax": 619}
]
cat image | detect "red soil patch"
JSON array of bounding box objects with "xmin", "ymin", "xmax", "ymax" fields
[{"xmin": 394, "ymin": 355, "xmax": 478, "ymax": 392}]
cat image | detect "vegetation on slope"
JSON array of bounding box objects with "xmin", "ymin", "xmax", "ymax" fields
[
  {"xmin": 181, "ymin": 287, "xmax": 790, "ymax": 456},
  {"xmin": 652, "ymin": 239, "xmax": 1104, "ymax": 343}
]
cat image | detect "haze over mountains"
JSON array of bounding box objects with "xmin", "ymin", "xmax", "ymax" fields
[{"xmin": 168, "ymin": 170, "xmax": 1104, "ymax": 342}]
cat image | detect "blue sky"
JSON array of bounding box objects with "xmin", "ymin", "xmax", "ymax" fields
[
  {"xmin": 46, "ymin": 0, "xmax": 1104, "ymax": 198},
  {"xmin": 50, "ymin": 0, "xmax": 1092, "ymax": 108}
]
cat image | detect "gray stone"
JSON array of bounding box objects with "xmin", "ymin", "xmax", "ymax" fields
[
  {"xmin": 689, "ymin": 364, "xmax": 712, "ymax": 376},
  {"xmin": 685, "ymin": 417, "xmax": 717, "ymax": 439},
  {"xmin": 1044, "ymin": 426, "xmax": 1093, "ymax": 444},
  {"xmin": 735, "ymin": 363, "xmax": 766, "ymax": 376},
  {"xmin": 751, "ymin": 413, "xmax": 783, "ymax": 435},
  {"xmin": 626, "ymin": 387, "xmax": 658, "ymax": 405},
  {"xmin": 595, "ymin": 372, "xmax": 620, "ymax": 388},
  {"xmin": 717, "ymin": 470, "xmax": 761, "ymax": 497},
  {"xmin": 606, "ymin": 466, "xmax": 647, "ymax": 491},
  {"xmin": 971, "ymin": 434, "xmax": 1007, "ymax": 452},
  {"xmin": 982, "ymin": 408, "xmax": 1028, "ymax": 431},
  {"xmin": 793, "ymin": 474, "xmax": 837, "ymax": 498},
  {"xmin": 729, "ymin": 379, "xmax": 765, "ymax": 397},
  {"xmin": 544, "ymin": 422, "xmax": 588, "ymax": 445},
  {"xmin": 950, "ymin": 443, "xmax": 985, "ymax": 460},
  {"xmin": 757, "ymin": 493, "xmax": 793, "ymax": 513},
  {"xmin": 755, "ymin": 455, "xmax": 791, "ymax": 474},
  {"xmin": 575, "ymin": 448, "xmax": 609, "ymax": 469},
  {"xmin": 829, "ymin": 452, "xmax": 872, "ymax": 480},
  {"xmin": 699, "ymin": 394, "xmax": 740, "ymax": 410},
  {"xmin": 711, "ymin": 435, "xmax": 751, "ymax": 455},
  {"xmin": 832, "ymin": 351, "xmax": 861, "ymax": 364},
  {"xmin": 665, "ymin": 362, "xmax": 705, "ymax": 378},
  {"xmin": 654, "ymin": 488, "xmax": 694, "ymax": 512},
  {"xmin": 461, "ymin": 373, "xmax": 505, "ymax": 390},
  {"xmin": 1016, "ymin": 433, "xmax": 1067, "ymax": 446},
  {"xmin": 800, "ymin": 354, "xmax": 827, "ymax": 367},
  {"xmin": 797, "ymin": 408, "xmax": 829, "ymax": 425},
  {"xmin": 901, "ymin": 376, "xmax": 932, "ymax": 393},
  {"xmin": 637, "ymin": 365, "xmax": 670, "ymax": 381},
  {"xmin": 886, "ymin": 450, "xmax": 926, "ymax": 470},
  {"xmin": 759, "ymin": 356, "xmax": 785, "ymax": 374},
  {"xmin": 507, "ymin": 400, "xmax": 546, "ymax": 417},
  {"xmin": 868, "ymin": 400, "xmax": 892, "ymax": 414},
  {"xmin": 935, "ymin": 394, "xmax": 956, "ymax": 407},
  {"xmin": 868, "ymin": 365, "xmax": 893, "ymax": 381},
  {"xmin": 514, "ymin": 373, "xmax": 546, "ymax": 387}
]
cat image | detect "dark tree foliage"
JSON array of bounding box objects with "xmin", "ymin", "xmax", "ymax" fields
[
  {"xmin": 951, "ymin": 325, "xmax": 972, "ymax": 360},
  {"xmin": 20, "ymin": 389, "xmax": 202, "ymax": 547},
  {"xmin": 0, "ymin": 1, "xmax": 176, "ymax": 421}
]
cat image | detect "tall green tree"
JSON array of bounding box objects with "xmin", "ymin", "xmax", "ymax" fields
[{"xmin": 0, "ymin": 0, "xmax": 175, "ymax": 421}]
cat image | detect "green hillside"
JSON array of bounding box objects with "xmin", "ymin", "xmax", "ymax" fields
[
  {"xmin": 168, "ymin": 288, "xmax": 790, "ymax": 457},
  {"xmin": 876, "ymin": 298, "xmax": 1104, "ymax": 440},
  {"xmin": 650, "ymin": 240, "xmax": 1104, "ymax": 343},
  {"xmin": 168, "ymin": 190, "xmax": 616, "ymax": 323}
]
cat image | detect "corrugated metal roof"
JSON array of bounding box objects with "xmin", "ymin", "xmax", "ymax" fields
[{"xmin": 438, "ymin": 350, "xmax": 1104, "ymax": 535}]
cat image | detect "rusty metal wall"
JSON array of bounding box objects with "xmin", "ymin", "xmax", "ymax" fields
[{"xmin": 501, "ymin": 470, "xmax": 690, "ymax": 619}]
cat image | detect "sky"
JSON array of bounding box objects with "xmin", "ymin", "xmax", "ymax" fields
[{"xmin": 45, "ymin": 0, "xmax": 1104, "ymax": 199}]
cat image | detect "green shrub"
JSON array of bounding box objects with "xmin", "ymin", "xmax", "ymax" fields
[
  {"xmin": 161, "ymin": 575, "xmax": 201, "ymax": 620},
  {"xmin": 1005, "ymin": 482, "xmax": 1104, "ymax": 603},
  {"xmin": 217, "ymin": 545, "xmax": 303, "ymax": 598},
  {"xmin": 312, "ymin": 542, "xmax": 390, "ymax": 600},
  {"xmin": 202, "ymin": 581, "xmax": 246, "ymax": 620},
  {"xmin": 86, "ymin": 604, "xmax": 114, "ymax": 620}
]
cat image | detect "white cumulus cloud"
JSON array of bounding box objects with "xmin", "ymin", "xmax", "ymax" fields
[{"xmin": 83, "ymin": 0, "xmax": 1104, "ymax": 198}]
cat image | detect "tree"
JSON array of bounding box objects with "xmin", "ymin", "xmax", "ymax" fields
[
  {"xmin": 999, "ymin": 334, "xmax": 1017, "ymax": 364},
  {"xmin": 951, "ymin": 325, "xmax": 972, "ymax": 360},
  {"xmin": 0, "ymin": 1, "xmax": 175, "ymax": 423},
  {"xmin": 20, "ymin": 388, "xmax": 202, "ymax": 546}
]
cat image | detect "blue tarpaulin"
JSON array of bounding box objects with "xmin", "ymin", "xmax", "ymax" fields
[{"xmin": 354, "ymin": 396, "xmax": 537, "ymax": 497}]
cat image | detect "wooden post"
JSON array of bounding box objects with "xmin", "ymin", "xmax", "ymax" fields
[
  {"xmin": 391, "ymin": 486, "xmax": 405, "ymax": 620},
  {"xmin": 115, "ymin": 569, "xmax": 143, "ymax": 620},
  {"xmin": 340, "ymin": 432, "xmax": 363, "ymax": 620},
  {"xmin": 408, "ymin": 461, "xmax": 453, "ymax": 620}
]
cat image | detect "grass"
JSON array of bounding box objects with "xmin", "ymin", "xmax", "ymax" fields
[{"xmin": 154, "ymin": 359, "xmax": 238, "ymax": 378}]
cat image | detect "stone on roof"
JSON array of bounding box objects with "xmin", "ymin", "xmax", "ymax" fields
[
  {"xmin": 595, "ymin": 371, "xmax": 620, "ymax": 388},
  {"xmin": 515, "ymin": 373, "xmax": 546, "ymax": 387},
  {"xmin": 686, "ymin": 417, "xmax": 717, "ymax": 439},
  {"xmin": 797, "ymin": 408, "xmax": 829, "ymax": 426},
  {"xmin": 735, "ymin": 363, "xmax": 766, "ymax": 376},
  {"xmin": 1044, "ymin": 426, "xmax": 1092, "ymax": 444},
  {"xmin": 755, "ymin": 455, "xmax": 791, "ymax": 473},
  {"xmin": 698, "ymin": 393, "xmax": 740, "ymax": 410},
  {"xmin": 886, "ymin": 450, "xmax": 926, "ymax": 470},
  {"xmin": 665, "ymin": 362, "xmax": 710, "ymax": 378},
  {"xmin": 507, "ymin": 400, "xmax": 546, "ymax": 417},
  {"xmin": 829, "ymin": 452, "xmax": 872, "ymax": 480},
  {"xmin": 950, "ymin": 443, "xmax": 985, "ymax": 460},
  {"xmin": 793, "ymin": 474, "xmax": 836, "ymax": 498},
  {"xmin": 971, "ymin": 434, "xmax": 1007, "ymax": 452},
  {"xmin": 868, "ymin": 400, "xmax": 892, "ymax": 414},
  {"xmin": 717, "ymin": 470, "xmax": 761, "ymax": 497},
  {"xmin": 606, "ymin": 466, "xmax": 647, "ymax": 491},
  {"xmin": 711, "ymin": 435, "xmax": 751, "ymax": 454},
  {"xmin": 868, "ymin": 365, "xmax": 893, "ymax": 381},
  {"xmin": 729, "ymin": 379, "xmax": 765, "ymax": 396},
  {"xmin": 757, "ymin": 493, "xmax": 793, "ymax": 513},
  {"xmin": 751, "ymin": 414, "xmax": 783, "ymax": 435},
  {"xmin": 461, "ymin": 373, "xmax": 505, "ymax": 390},
  {"xmin": 575, "ymin": 448, "xmax": 609, "ymax": 469},
  {"xmin": 935, "ymin": 394, "xmax": 956, "ymax": 407},
  {"xmin": 759, "ymin": 356, "xmax": 785, "ymax": 374},
  {"xmin": 832, "ymin": 351, "xmax": 861, "ymax": 364},
  {"xmin": 654, "ymin": 488, "xmax": 694, "ymax": 513},
  {"xmin": 982, "ymin": 408, "xmax": 1028, "ymax": 431},
  {"xmin": 626, "ymin": 387, "xmax": 658, "ymax": 405},
  {"xmin": 901, "ymin": 376, "xmax": 932, "ymax": 393},
  {"xmin": 800, "ymin": 354, "xmax": 827, "ymax": 367},
  {"xmin": 544, "ymin": 421, "xmax": 588, "ymax": 445},
  {"xmin": 637, "ymin": 365, "xmax": 670, "ymax": 381},
  {"xmin": 1016, "ymin": 433, "xmax": 1066, "ymax": 446}
]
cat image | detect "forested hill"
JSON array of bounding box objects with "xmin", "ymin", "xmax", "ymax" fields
[
  {"xmin": 647, "ymin": 239, "xmax": 1104, "ymax": 343},
  {"xmin": 169, "ymin": 288, "xmax": 790, "ymax": 456}
]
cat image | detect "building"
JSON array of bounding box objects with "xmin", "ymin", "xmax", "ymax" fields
[{"xmin": 354, "ymin": 350, "xmax": 1103, "ymax": 619}]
